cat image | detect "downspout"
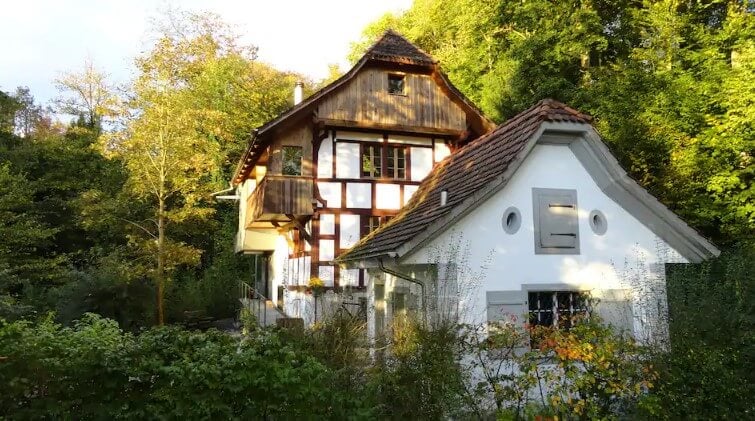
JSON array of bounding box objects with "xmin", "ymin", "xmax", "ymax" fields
[
  {"xmin": 211, "ymin": 183, "xmax": 239, "ymax": 201},
  {"xmin": 378, "ymin": 258, "xmax": 427, "ymax": 324}
]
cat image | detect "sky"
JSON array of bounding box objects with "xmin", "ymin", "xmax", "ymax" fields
[{"xmin": 0, "ymin": 0, "xmax": 413, "ymax": 108}]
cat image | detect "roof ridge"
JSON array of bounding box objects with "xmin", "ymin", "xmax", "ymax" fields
[{"xmin": 364, "ymin": 29, "xmax": 436, "ymax": 65}]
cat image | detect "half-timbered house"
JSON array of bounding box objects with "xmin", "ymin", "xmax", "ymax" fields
[{"xmin": 231, "ymin": 31, "xmax": 493, "ymax": 324}]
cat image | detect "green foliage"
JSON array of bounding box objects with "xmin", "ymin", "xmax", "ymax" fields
[
  {"xmin": 354, "ymin": 0, "xmax": 755, "ymax": 245},
  {"xmin": 369, "ymin": 316, "xmax": 468, "ymax": 419},
  {"xmin": 641, "ymin": 246, "xmax": 755, "ymax": 419},
  {"xmin": 0, "ymin": 314, "xmax": 358, "ymax": 419}
]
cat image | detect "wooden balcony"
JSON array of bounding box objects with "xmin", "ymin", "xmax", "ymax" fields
[{"xmin": 246, "ymin": 175, "xmax": 314, "ymax": 228}]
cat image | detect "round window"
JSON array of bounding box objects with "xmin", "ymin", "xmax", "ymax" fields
[
  {"xmin": 502, "ymin": 207, "xmax": 521, "ymax": 234},
  {"xmin": 589, "ymin": 210, "xmax": 607, "ymax": 235}
]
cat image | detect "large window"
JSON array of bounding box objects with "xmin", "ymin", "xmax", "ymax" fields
[
  {"xmin": 360, "ymin": 143, "xmax": 407, "ymax": 179},
  {"xmin": 282, "ymin": 146, "xmax": 302, "ymax": 176},
  {"xmin": 528, "ymin": 291, "xmax": 589, "ymax": 330},
  {"xmin": 361, "ymin": 144, "xmax": 382, "ymax": 178}
]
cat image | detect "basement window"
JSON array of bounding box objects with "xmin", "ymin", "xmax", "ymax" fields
[
  {"xmin": 387, "ymin": 74, "xmax": 405, "ymax": 95},
  {"xmin": 528, "ymin": 291, "xmax": 590, "ymax": 330},
  {"xmin": 282, "ymin": 146, "xmax": 302, "ymax": 176},
  {"xmin": 532, "ymin": 188, "xmax": 579, "ymax": 254}
]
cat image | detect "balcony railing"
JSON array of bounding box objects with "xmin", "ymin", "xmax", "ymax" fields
[{"xmin": 246, "ymin": 175, "xmax": 314, "ymax": 227}]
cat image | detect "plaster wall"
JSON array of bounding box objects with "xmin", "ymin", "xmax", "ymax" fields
[{"xmin": 401, "ymin": 144, "xmax": 686, "ymax": 340}]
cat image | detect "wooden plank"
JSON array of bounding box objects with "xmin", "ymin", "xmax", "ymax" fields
[{"xmin": 315, "ymin": 118, "xmax": 464, "ymax": 137}]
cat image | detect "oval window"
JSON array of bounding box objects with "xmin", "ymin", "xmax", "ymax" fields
[
  {"xmin": 589, "ymin": 210, "xmax": 607, "ymax": 235},
  {"xmin": 502, "ymin": 207, "xmax": 521, "ymax": 234}
]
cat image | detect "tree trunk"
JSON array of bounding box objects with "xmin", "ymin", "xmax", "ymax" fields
[{"xmin": 157, "ymin": 196, "xmax": 165, "ymax": 326}]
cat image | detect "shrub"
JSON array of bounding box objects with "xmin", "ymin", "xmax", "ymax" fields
[
  {"xmin": 368, "ymin": 316, "xmax": 467, "ymax": 419},
  {"xmin": 0, "ymin": 313, "xmax": 363, "ymax": 419}
]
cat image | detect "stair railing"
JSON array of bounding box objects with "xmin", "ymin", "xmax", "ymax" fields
[{"xmin": 239, "ymin": 281, "xmax": 288, "ymax": 327}]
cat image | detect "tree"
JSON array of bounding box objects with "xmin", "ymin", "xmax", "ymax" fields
[
  {"xmin": 54, "ymin": 58, "xmax": 119, "ymax": 130},
  {"xmin": 106, "ymin": 80, "xmax": 217, "ymax": 325},
  {"xmin": 12, "ymin": 87, "xmax": 47, "ymax": 138},
  {"xmin": 0, "ymin": 163, "xmax": 60, "ymax": 303},
  {"xmin": 0, "ymin": 90, "xmax": 20, "ymax": 133}
]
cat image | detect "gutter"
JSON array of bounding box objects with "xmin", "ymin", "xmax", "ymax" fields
[
  {"xmin": 378, "ymin": 258, "xmax": 427, "ymax": 324},
  {"xmin": 211, "ymin": 184, "xmax": 239, "ymax": 201}
]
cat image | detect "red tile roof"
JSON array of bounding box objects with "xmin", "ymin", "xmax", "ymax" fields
[{"xmin": 337, "ymin": 99, "xmax": 592, "ymax": 262}]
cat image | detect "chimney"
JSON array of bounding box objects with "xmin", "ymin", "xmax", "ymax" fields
[
  {"xmin": 294, "ymin": 81, "xmax": 303, "ymax": 105},
  {"xmin": 440, "ymin": 190, "xmax": 448, "ymax": 207}
]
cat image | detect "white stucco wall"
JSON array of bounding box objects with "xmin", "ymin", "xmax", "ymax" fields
[{"xmin": 401, "ymin": 144, "xmax": 686, "ymax": 341}]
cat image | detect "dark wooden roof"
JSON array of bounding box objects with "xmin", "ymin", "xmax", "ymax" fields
[
  {"xmin": 338, "ymin": 99, "xmax": 592, "ymax": 261},
  {"xmin": 231, "ymin": 30, "xmax": 494, "ymax": 185},
  {"xmin": 364, "ymin": 29, "xmax": 436, "ymax": 65}
]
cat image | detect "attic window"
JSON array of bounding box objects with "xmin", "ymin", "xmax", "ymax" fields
[
  {"xmin": 387, "ymin": 74, "xmax": 405, "ymax": 95},
  {"xmin": 532, "ymin": 188, "xmax": 580, "ymax": 254}
]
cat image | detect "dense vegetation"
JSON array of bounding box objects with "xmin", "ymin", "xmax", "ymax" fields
[
  {"xmin": 353, "ymin": 0, "xmax": 754, "ymax": 246},
  {"xmin": 0, "ymin": 1, "xmax": 753, "ymax": 419}
]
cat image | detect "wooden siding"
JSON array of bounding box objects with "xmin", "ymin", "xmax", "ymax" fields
[
  {"xmin": 317, "ymin": 68, "xmax": 467, "ymax": 132},
  {"xmin": 267, "ymin": 124, "xmax": 313, "ymax": 176},
  {"xmin": 246, "ymin": 175, "xmax": 314, "ymax": 227}
]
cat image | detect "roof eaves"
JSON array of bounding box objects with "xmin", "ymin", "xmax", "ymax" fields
[
  {"xmin": 231, "ymin": 57, "xmax": 371, "ymax": 184},
  {"xmin": 394, "ymin": 124, "xmax": 548, "ymax": 260}
]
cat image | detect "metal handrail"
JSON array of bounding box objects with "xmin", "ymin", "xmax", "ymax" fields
[{"xmin": 239, "ymin": 281, "xmax": 288, "ymax": 326}]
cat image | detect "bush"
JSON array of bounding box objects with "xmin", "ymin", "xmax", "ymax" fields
[
  {"xmin": 54, "ymin": 270, "xmax": 155, "ymax": 330},
  {"xmin": 640, "ymin": 245, "xmax": 755, "ymax": 419},
  {"xmin": 368, "ymin": 316, "xmax": 467, "ymax": 419},
  {"xmin": 0, "ymin": 314, "xmax": 363, "ymax": 419}
]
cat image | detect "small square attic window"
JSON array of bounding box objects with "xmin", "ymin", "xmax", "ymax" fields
[
  {"xmin": 532, "ymin": 188, "xmax": 579, "ymax": 254},
  {"xmin": 388, "ymin": 74, "xmax": 405, "ymax": 95}
]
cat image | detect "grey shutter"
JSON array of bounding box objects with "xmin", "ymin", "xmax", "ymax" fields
[
  {"xmin": 486, "ymin": 290, "xmax": 527, "ymax": 328},
  {"xmin": 539, "ymin": 190, "xmax": 578, "ymax": 249},
  {"xmin": 487, "ymin": 290, "xmax": 528, "ymax": 356},
  {"xmin": 594, "ymin": 289, "xmax": 633, "ymax": 334}
]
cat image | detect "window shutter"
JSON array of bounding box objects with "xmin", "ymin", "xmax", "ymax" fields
[
  {"xmin": 538, "ymin": 191, "xmax": 578, "ymax": 249},
  {"xmin": 593, "ymin": 289, "xmax": 634, "ymax": 334},
  {"xmin": 486, "ymin": 290, "xmax": 527, "ymax": 329},
  {"xmin": 487, "ymin": 290, "xmax": 528, "ymax": 355}
]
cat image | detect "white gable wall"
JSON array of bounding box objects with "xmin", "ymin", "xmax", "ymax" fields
[{"xmin": 401, "ymin": 143, "xmax": 686, "ymax": 341}]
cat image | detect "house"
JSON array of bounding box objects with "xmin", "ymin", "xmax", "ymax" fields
[
  {"xmin": 231, "ymin": 30, "xmax": 493, "ymax": 325},
  {"xmin": 336, "ymin": 99, "xmax": 719, "ymax": 343}
]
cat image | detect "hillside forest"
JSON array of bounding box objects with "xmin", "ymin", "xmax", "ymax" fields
[{"xmin": 0, "ymin": 1, "xmax": 753, "ymax": 419}]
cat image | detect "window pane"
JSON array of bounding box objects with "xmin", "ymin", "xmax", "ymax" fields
[
  {"xmin": 387, "ymin": 146, "xmax": 406, "ymax": 179},
  {"xmin": 362, "ymin": 145, "xmax": 382, "ymax": 178},
  {"xmin": 282, "ymin": 146, "xmax": 302, "ymax": 176},
  {"xmin": 388, "ymin": 74, "xmax": 405, "ymax": 94},
  {"xmin": 528, "ymin": 292, "xmax": 554, "ymax": 327},
  {"xmin": 362, "ymin": 216, "xmax": 381, "ymax": 235}
]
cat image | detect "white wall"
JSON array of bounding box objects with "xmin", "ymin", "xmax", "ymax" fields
[
  {"xmin": 410, "ymin": 146, "xmax": 433, "ymax": 181},
  {"xmin": 340, "ymin": 214, "xmax": 361, "ymax": 248},
  {"xmin": 402, "ymin": 144, "xmax": 686, "ymax": 340},
  {"xmin": 318, "ymin": 136, "xmax": 333, "ymax": 178},
  {"xmin": 336, "ymin": 142, "xmax": 360, "ymax": 179}
]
